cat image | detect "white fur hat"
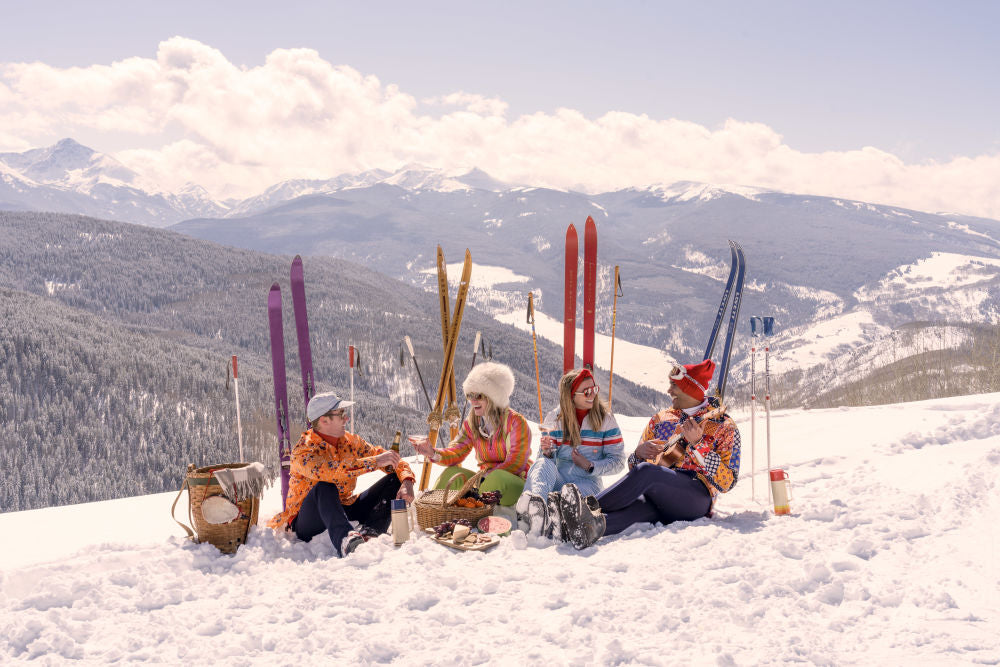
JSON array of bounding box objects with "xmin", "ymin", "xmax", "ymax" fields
[{"xmin": 462, "ymin": 362, "xmax": 516, "ymax": 409}]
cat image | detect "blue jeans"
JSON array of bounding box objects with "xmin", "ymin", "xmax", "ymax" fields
[
  {"xmin": 596, "ymin": 463, "xmax": 711, "ymax": 536},
  {"xmin": 524, "ymin": 456, "xmax": 602, "ymax": 498},
  {"xmin": 292, "ymin": 475, "xmax": 401, "ymax": 556}
]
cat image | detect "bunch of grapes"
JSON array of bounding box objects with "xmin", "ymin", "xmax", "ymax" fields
[
  {"xmin": 433, "ymin": 520, "xmax": 456, "ymax": 537},
  {"xmin": 480, "ymin": 490, "xmax": 502, "ymax": 505},
  {"xmin": 465, "ymin": 489, "xmax": 482, "ymax": 501},
  {"xmin": 432, "ymin": 518, "xmax": 473, "ymax": 538}
]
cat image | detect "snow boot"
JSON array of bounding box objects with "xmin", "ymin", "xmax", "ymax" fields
[
  {"xmin": 559, "ymin": 484, "xmax": 605, "ymax": 550},
  {"xmin": 341, "ymin": 530, "xmax": 366, "ymax": 556},
  {"xmin": 546, "ymin": 491, "xmax": 565, "ymax": 542},
  {"xmin": 515, "ymin": 491, "xmax": 548, "ymax": 538}
]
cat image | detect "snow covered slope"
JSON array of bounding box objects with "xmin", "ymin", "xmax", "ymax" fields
[{"xmin": 2, "ymin": 395, "xmax": 998, "ymax": 663}]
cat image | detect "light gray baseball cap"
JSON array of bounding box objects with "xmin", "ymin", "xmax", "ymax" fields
[{"xmin": 307, "ymin": 391, "xmax": 355, "ymax": 422}]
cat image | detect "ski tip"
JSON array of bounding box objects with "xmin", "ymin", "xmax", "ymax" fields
[
  {"xmin": 269, "ymin": 282, "xmax": 280, "ymax": 292},
  {"xmin": 293, "ymin": 254, "xmax": 302, "ymax": 263},
  {"xmin": 585, "ymin": 215, "xmax": 596, "ymax": 226},
  {"xmin": 567, "ymin": 222, "xmax": 577, "ymax": 234}
]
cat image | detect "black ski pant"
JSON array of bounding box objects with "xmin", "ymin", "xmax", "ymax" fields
[
  {"xmin": 292, "ymin": 475, "xmax": 401, "ymax": 556},
  {"xmin": 596, "ymin": 463, "xmax": 711, "ymax": 536}
]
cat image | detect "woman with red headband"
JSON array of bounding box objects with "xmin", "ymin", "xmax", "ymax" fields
[
  {"xmin": 515, "ymin": 368, "xmax": 625, "ymax": 540},
  {"xmin": 556, "ymin": 358, "xmax": 742, "ymax": 550}
]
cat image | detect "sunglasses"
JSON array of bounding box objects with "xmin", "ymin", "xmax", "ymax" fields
[
  {"xmin": 323, "ymin": 410, "xmax": 349, "ymax": 419},
  {"xmin": 573, "ymin": 386, "xmax": 600, "ymax": 398},
  {"xmin": 467, "ymin": 392, "xmax": 486, "ymax": 401}
]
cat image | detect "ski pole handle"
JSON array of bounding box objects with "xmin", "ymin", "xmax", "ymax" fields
[
  {"xmin": 404, "ymin": 335, "xmax": 415, "ymax": 358},
  {"xmin": 231, "ymin": 355, "xmax": 238, "ymax": 379}
]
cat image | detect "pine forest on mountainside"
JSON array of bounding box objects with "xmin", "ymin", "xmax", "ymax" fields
[{"xmin": 0, "ymin": 211, "xmax": 664, "ymax": 512}]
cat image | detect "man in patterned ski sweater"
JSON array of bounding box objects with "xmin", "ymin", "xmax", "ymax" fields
[
  {"xmin": 558, "ymin": 359, "xmax": 741, "ymax": 548},
  {"xmin": 267, "ymin": 391, "xmax": 416, "ymax": 557}
]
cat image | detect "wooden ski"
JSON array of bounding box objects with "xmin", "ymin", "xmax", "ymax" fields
[
  {"xmin": 436, "ymin": 247, "xmax": 461, "ymax": 439},
  {"xmin": 420, "ymin": 250, "xmax": 472, "ymax": 490}
]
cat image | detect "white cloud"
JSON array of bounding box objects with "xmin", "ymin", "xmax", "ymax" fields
[{"xmin": 2, "ymin": 37, "xmax": 999, "ymax": 220}]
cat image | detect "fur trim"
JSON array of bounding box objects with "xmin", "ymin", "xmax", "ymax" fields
[{"xmin": 463, "ymin": 362, "xmax": 516, "ymax": 408}]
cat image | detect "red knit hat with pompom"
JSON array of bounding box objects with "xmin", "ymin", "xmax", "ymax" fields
[{"xmin": 669, "ymin": 359, "xmax": 715, "ymax": 401}]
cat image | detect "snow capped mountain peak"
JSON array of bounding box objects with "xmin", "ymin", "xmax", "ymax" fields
[
  {"xmin": 380, "ymin": 163, "xmax": 471, "ymax": 192},
  {"xmin": 643, "ymin": 180, "xmax": 771, "ymax": 203},
  {"xmin": 0, "ymin": 137, "xmax": 138, "ymax": 190},
  {"xmin": 452, "ymin": 167, "xmax": 508, "ymax": 192}
]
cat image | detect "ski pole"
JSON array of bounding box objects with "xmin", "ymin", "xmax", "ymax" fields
[
  {"xmin": 459, "ymin": 331, "xmax": 485, "ymax": 424},
  {"xmin": 749, "ymin": 317, "xmax": 762, "ymax": 503},
  {"xmin": 403, "ymin": 335, "xmax": 434, "ymax": 410},
  {"xmin": 404, "ymin": 335, "xmax": 447, "ymax": 448},
  {"xmin": 527, "ymin": 294, "xmax": 543, "ymax": 422},
  {"xmin": 349, "ymin": 344, "xmax": 356, "ymax": 429},
  {"xmin": 232, "ymin": 355, "xmax": 244, "ymax": 461},
  {"xmin": 763, "ymin": 316, "xmax": 775, "ymax": 506},
  {"xmin": 608, "ymin": 267, "xmax": 622, "ymax": 409}
]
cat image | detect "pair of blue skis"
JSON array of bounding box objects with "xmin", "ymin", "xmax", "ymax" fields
[
  {"xmin": 703, "ymin": 241, "xmax": 746, "ymax": 401},
  {"xmin": 268, "ymin": 256, "xmax": 314, "ymax": 510}
]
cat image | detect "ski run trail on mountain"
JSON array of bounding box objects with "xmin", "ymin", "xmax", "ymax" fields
[{"xmin": 2, "ymin": 394, "xmax": 998, "ymax": 665}]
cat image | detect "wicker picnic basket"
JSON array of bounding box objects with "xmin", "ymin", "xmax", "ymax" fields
[
  {"xmin": 171, "ymin": 463, "xmax": 260, "ymax": 555},
  {"xmin": 414, "ymin": 470, "xmax": 495, "ymax": 530}
]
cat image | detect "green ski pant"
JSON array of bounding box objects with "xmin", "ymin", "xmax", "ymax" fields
[{"xmin": 433, "ymin": 465, "xmax": 524, "ymax": 507}]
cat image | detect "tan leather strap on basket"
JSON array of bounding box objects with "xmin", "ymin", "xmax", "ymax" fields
[
  {"xmin": 440, "ymin": 469, "xmax": 487, "ymax": 507},
  {"xmin": 170, "ymin": 478, "xmax": 195, "ymax": 540}
]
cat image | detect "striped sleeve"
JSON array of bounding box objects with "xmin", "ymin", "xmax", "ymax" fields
[
  {"xmin": 588, "ymin": 413, "xmax": 626, "ymax": 476},
  {"xmin": 434, "ymin": 421, "xmax": 475, "ymax": 468},
  {"xmin": 495, "ymin": 411, "xmax": 532, "ymax": 477}
]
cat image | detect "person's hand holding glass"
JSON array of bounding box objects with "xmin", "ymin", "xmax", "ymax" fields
[
  {"xmin": 409, "ymin": 434, "xmax": 433, "ymax": 464},
  {"xmin": 538, "ymin": 419, "xmax": 557, "ymax": 459}
]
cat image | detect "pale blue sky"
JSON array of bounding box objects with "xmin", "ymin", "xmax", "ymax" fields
[{"xmin": 3, "ymin": 0, "xmax": 998, "ymax": 162}]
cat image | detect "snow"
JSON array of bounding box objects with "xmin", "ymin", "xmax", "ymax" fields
[
  {"xmin": 765, "ymin": 310, "xmax": 889, "ymax": 375},
  {"xmin": 2, "ymin": 393, "xmax": 998, "ymax": 663},
  {"xmin": 495, "ymin": 308, "xmax": 677, "ymax": 394},
  {"xmin": 646, "ymin": 181, "xmax": 769, "ymax": 203},
  {"xmin": 857, "ymin": 252, "xmax": 1000, "ymax": 295},
  {"xmin": 421, "ymin": 262, "xmax": 531, "ymax": 290}
]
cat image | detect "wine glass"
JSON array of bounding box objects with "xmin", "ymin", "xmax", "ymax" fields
[
  {"xmin": 408, "ymin": 434, "xmax": 429, "ymax": 465},
  {"xmin": 538, "ymin": 418, "xmax": 557, "ymax": 459}
]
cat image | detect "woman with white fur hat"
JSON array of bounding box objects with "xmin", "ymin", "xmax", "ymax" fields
[{"xmin": 411, "ymin": 361, "xmax": 532, "ymax": 507}]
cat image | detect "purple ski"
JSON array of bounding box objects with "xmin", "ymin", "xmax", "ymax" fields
[
  {"xmin": 268, "ymin": 283, "xmax": 292, "ymax": 509},
  {"xmin": 290, "ymin": 256, "xmax": 315, "ymax": 423}
]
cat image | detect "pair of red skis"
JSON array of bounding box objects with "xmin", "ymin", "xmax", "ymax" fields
[{"xmin": 563, "ymin": 216, "xmax": 598, "ymax": 372}]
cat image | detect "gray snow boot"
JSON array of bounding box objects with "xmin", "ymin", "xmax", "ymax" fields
[
  {"xmin": 547, "ymin": 491, "xmax": 566, "ymax": 541},
  {"xmin": 515, "ymin": 491, "xmax": 548, "ymax": 537},
  {"xmin": 559, "ymin": 484, "xmax": 606, "ymax": 550}
]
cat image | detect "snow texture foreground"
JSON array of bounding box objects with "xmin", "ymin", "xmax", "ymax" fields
[{"xmin": 2, "ymin": 395, "xmax": 999, "ymax": 665}]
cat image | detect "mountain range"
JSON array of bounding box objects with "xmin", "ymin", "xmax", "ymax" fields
[{"xmin": 4, "ymin": 138, "xmax": 1000, "ymax": 408}]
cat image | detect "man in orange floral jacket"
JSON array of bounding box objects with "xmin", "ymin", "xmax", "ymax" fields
[{"xmin": 267, "ymin": 391, "xmax": 416, "ymax": 556}]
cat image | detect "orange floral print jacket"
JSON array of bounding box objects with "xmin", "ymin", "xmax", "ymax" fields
[{"xmin": 267, "ymin": 429, "xmax": 415, "ymax": 530}]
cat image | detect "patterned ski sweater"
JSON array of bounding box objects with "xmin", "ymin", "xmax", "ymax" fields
[
  {"xmin": 267, "ymin": 429, "xmax": 415, "ymax": 530},
  {"xmin": 435, "ymin": 409, "xmax": 533, "ymax": 479},
  {"xmin": 631, "ymin": 397, "xmax": 741, "ymax": 500}
]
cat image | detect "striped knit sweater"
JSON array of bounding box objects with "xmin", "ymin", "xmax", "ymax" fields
[
  {"xmin": 542, "ymin": 408, "xmax": 627, "ymax": 479},
  {"xmin": 435, "ymin": 409, "xmax": 533, "ymax": 479}
]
